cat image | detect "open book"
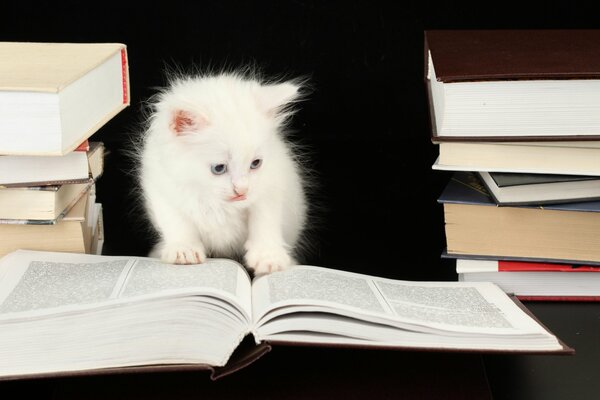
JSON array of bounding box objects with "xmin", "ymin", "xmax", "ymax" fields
[{"xmin": 0, "ymin": 250, "xmax": 571, "ymax": 380}]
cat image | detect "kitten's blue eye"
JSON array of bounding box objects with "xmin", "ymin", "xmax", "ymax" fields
[
  {"xmin": 211, "ymin": 164, "xmax": 227, "ymax": 175},
  {"xmin": 250, "ymin": 159, "xmax": 262, "ymax": 170}
]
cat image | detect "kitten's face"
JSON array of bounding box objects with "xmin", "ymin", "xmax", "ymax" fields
[
  {"xmin": 205, "ymin": 138, "xmax": 267, "ymax": 205},
  {"xmin": 156, "ymin": 76, "xmax": 299, "ymax": 205},
  {"xmin": 164, "ymin": 117, "xmax": 271, "ymax": 206}
]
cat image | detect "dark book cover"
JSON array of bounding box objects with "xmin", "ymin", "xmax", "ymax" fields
[
  {"xmin": 441, "ymin": 250, "xmax": 600, "ymax": 267},
  {"xmin": 488, "ymin": 172, "xmax": 599, "ymax": 188},
  {"xmin": 475, "ymin": 172, "xmax": 600, "ymax": 206},
  {"xmin": 424, "ymin": 30, "xmax": 600, "ymax": 142},
  {"xmin": 438, "ymin": 172, "xmax": 600, "ymax": 213},
  {"xmin": 425, "ymin": 30, "xmax": 600, "ymax": 83}
]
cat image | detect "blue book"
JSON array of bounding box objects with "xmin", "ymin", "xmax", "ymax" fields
[{"xmin": 438, "ymin": 172, "xmax": 600, "ymax": 213}]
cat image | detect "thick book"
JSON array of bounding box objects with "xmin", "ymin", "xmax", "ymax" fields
[
  {"xmin": 477, "ymin": 171, "xmax": 600, "ymax": 206},
  {"xmin": 0, "ymin": 42, "xmax": 129, "ymax": 156},
  {"xmin": 456, "ymin": 259, "xmax": 600, "ymax": 301},
  {"xmin": 438, "ymin": 172, "xmax": 600, "ymax": 262},
  {"xmin": 0, "ymin": 250, "xmax": 571, "ymax": 381},
  {"xmin": 0, "ymin": 180, "xmax": 93, "ymax": 223},
  {"xmin": 433, "ymin": 141, "xmax": 600, "ymax": 176},
  {"xmin": 425, "ymin": 30, "xmax": 600, "ymax": 141},
  {"xmin": 0, "ymin": 188, "xmax": 102, "ymax": 258},
  {"xmin": 0, "ymin": 142, "xmax": 104, "ymax": 188}
]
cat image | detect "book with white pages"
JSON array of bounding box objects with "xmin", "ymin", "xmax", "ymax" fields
[
  {"xmin": 477, "ymin": 171, "xmax": 600, "ymax": 205},
  {"xmin": 0, "ymin": 43, "xmax": 129, "ymax": 156},
  {"xmin": 457, "ymin": 258, "xmax": 600, "ymax": 301},
  {"xmin": 0, "ymin": 142, "xmax": 104, "ymax": 188},
  {"xmin": 0, "ymin": 250, "xmax": 571, "ymax": 381}
]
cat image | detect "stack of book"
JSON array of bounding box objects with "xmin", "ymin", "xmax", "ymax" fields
[
  {"xmin": 425, "ymin": 30, "xmax": 600, "ymax": 301},
  {"xmin": 0, "ymin": 42, "xmax": 130, "ymax": 258}
]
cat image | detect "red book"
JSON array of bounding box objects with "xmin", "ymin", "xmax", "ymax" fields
[
  {"xmin": 457, "ymin": 259, "xmax": 600, "ymax": 301},
  {"xmin": 74, "ymin": 140, "xmax": 90, "ymax": 152}
]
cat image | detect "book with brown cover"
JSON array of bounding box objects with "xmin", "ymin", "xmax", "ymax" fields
[
  {"xmin": 424, "ymin": 30, "xmax": 600, "ymax": 141},
  {"xmin": 0, "ymin": 251, "xmax": 573, "ymax": 382},
  {"xmin": 0, "ymin": 295, "xmax": 571, "ymax": 382},
  {"xmin": 426, "ymin": 30, "xmax": 600, "ymax": 82}
]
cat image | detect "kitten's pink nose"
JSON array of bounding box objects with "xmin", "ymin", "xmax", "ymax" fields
[{"xmin": 234, "ymin": 186, "xmax": 248, "ymax": 196}]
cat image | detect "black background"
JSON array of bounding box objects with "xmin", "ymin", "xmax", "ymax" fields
[
  {"xmin": 2, "ymin": 2, "xmax": 600, "ymax": 398},
  {"xmin": 2, "ymin": 1, "xmax": 597, "ymax": 279}
]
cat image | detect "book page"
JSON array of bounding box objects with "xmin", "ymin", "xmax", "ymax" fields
[
  {"xmin": 0, "ymin": 251, "xmax": 252, "ymax": 321},
  {"xmin": 372, "ymin": 280, "xmax": 516, "ymax": 332},
  {"xmin": 119, "ymin": 258, "xmax": 251, "ymax": 317},
  {"xmin": 0, "ymin": 259, "xmax": 128, "ymax": 314},
  {"xmin": 253, "ymin": 266, "xmax": 388, "ymax": 317},
  {"xmin": 252, "ymin": 265, "xmax": 549, "ymax": 336}
]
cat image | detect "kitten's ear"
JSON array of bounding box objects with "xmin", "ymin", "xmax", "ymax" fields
[
  {"xmin": 169, "ymin": 109, "xmax": 209, "ymax": 135},
  {"xmin": 256, "ymin": 82, "xmax": 300, "ymax": 116}
]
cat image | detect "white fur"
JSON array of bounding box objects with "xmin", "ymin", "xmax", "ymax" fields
[{"xmin": 139, "ymin": 73, "xmax": 307, "ymax": 274}]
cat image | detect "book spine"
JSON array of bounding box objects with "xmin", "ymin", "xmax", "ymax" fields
[
  {"xmin": 75, "ymin": 140, "xmax": 90, "ymax": 152},
  {"xmin": 121, "ymin": 48, "xmax": 129, "ymax": 105}
]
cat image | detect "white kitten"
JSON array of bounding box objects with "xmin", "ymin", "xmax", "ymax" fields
[{"xmin": 138, "ymin": 72, "xmax": 308, "ymax": 274}]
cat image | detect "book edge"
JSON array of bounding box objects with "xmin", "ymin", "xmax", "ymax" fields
[
  {"xmin": 0, "ymin": 43, "xmax": 126, "ymax": 93},
  {"xmin": 264, "ymin": 335, "xmax": 573, "ymax": 355},
  {"xmin": 425, "ymin": 30, "xmax": 600, "ymax": 83},
  {"xmin": 432, "ymin": 134, "xmax": 600, "ymax": 142},
  {"xmin": 441, "ymin": 250, "xmax": 600, "ymax": 267},
  {"xmin": 0, "ymin": 340, "xmax": 273, "ymax": 382}
]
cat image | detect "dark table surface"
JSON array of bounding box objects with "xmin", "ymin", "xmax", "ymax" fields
[
  {"xmin": 485, "ymin": 301, "xmax": 600, "ymax": 400},
  {"xmin": 2, "ymin": 301, "xmax": 598, "ymax": 400}
]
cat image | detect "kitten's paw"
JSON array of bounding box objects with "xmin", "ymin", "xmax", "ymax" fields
[
  {"xmin": 161, "ymin": 242, "xmax": 206, "ymax": 265},
  {"xmin": 244, "ymin": 244, "xmax": 292, "ymax": 275}
]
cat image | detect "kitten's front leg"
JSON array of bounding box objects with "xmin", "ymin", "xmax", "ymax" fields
[
  {"xmin": 146, "ymin": 191, "xmax": 206, "ymax": 265},
  {"xmin": 244, "ymin": 200, "xmax": 293, "ymax": 274}
]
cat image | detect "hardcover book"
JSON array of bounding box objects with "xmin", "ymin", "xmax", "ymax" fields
[
  {"xmin": 0, "ymin": 189, "xmax": 102, "ymax": 258},
  {"xmin": 438, "ymin": 172, "xmax": 600, "ymax": 262},
  {"xmin": 442, "ymin": 250, "xmax": 600, "ymax": 268},
  {"xmin": 0, "ymin": 250, "xmax": 571, "ymax": 381},
  {"xmin": 0, "ymin": 142, "xmax": 104, "ymax": 188},
  {"xmin": 0, "ymin": 180, "xmax": 94, "ymax": 223},
  {"xmin": 425, "ymin": 30, "xmax": 600, "ymax": 141},
  {"xmin": 477, "ymin": 171, "xmax": 600, "ymax": 206},
  {"xmin": 433, "ymin": 141, "xmax": 600, "ymax": 176},
  {"xmin": 0, "ymin": 42, "xmax": 129, "ymax": 156},
  {"xmin": 456, "ymin": 259, "xmax": 600, "ymax": 301}
]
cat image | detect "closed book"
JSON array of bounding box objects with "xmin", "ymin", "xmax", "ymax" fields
[
  {"xmin": 433, "ymin": 141, "xmax": 600, "ymax": 176},
  {"xmin": 442, "ymin": 250, "xmax": 600, "ymax": 267},
  {"xmin": 477, "ymin": 171, "xmax": 600, "ymax": 206},
  {"xmin": 438, "ymin": 172, "xmax": 600, "ymax": 263},
  {"xmin": 0, "ymin": 181, "xmax": 93, "ymax": 223},
  {"xmin": 0, "ymin": 42, "xmax": 129, "ymax": 156},
  {"xmin": 0, "ymin": 142, "xmax": 104, "ymax": 188},
  {"xmin": 0, "ymin": 190, "xmax": 101, "ymax": 258},
  {"xmin": 425, "ymin": 30, "xmax": 600, "ymax": 141},
  {"xmin": 457, "ymin": 259, "xmax": 600, "ymax": 301}
]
